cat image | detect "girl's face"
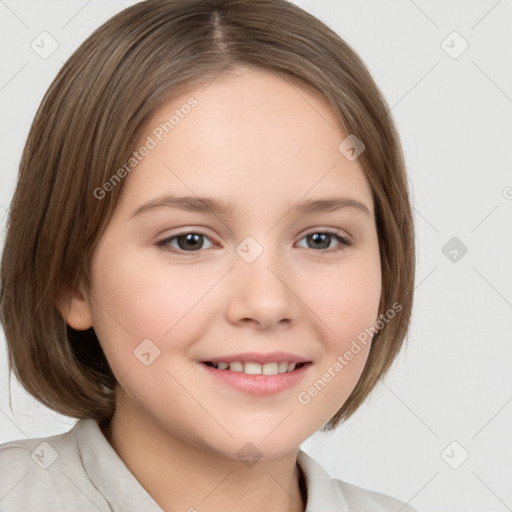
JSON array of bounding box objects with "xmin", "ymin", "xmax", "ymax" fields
[{"xmin": 78, "ymin": 67, "xmax": 381, "ymax": 459}]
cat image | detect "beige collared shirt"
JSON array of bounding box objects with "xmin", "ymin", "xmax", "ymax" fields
[{"xmin": 0, "ymin": 419, "xmax": 419, "ymax": 511}]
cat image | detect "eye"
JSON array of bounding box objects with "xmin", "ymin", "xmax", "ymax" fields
[
  {"xmin": 156, "ymin": 231, "xmax": 215, "ymax": 255},
  {"xmin": 296, "ymin": 230, "xmax": 352, "ymax": 253},
  {"xmin": 156, "ymin": 228, "xmax": 352, "ymax": 256}
]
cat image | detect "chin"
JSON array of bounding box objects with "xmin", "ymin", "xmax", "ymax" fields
[{"xmin": 201, "ymin": 421, "xmax": 312, "ymax": 462}]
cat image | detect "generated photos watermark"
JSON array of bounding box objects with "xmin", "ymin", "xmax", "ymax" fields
[
  {"xmin": 297, "ymin": 301, "xmax": 402, "ymax": 405},
  {"xmin": 94, "ymin": 97, "xmax": 198, "ymax": 200}
]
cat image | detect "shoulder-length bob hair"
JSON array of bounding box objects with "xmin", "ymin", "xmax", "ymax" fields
[{"xmin": 1, "ymin": 0, "xmax": 414, "ymax": 430}]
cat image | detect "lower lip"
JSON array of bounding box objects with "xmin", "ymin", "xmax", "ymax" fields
[{"xmin": 200, "ymin": 363, "xmax": 311, "ymax": 395}]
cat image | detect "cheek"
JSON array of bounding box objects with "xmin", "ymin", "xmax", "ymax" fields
[
  {"xmin": 106, "ymin": 268, "xmax": 201, "ymax": 332},
  {"xmin": 307, "ymin": 252, "xmax": 382, "ymax": 347},
  {"xmin": 294, "ymin": 252, "xmax": 381, "ymax": 414},
  {"xmin": 87, "ymin": 243, "xmax": 215, "ymax": 372}
]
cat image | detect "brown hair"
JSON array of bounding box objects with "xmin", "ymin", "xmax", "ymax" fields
[{"xmin": 0, "ymin": 0, "xmax": 415, "ymax": 430}]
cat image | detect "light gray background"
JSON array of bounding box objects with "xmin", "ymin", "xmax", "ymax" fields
[{"xmin": 1, "ymin": 1, "xmax": 511, "ymax": 511}]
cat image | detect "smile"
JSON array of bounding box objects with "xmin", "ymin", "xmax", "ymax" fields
[
  {"xmin": 199, "ymin": 352, "xmax": 312, "ymax": 395},
  {"xmin": 203, "ymin": 361, "xmax": 306, "ymax": 375}
]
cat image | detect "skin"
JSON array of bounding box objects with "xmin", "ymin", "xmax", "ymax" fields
[{"xmin": 62, "ymin": 66, "xmax": 381, "ymax": 512}]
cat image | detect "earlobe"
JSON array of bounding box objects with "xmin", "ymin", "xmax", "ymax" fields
[{"xmin": 56, "ymin": 284, "xmax": 94, "ymax": 331}]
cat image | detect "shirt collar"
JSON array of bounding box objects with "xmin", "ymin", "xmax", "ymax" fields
[
  {"xmin": 297, "ymin": 449, "xmax": 349, "ymax": 511},
  {"xmin": 76, "ymin": 419, "xmax": 163, "ymax": 512}
]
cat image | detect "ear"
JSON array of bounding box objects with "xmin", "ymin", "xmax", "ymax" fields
[{"xmin": 56, "ymin": 282, "xmax": 94, "ymax": 330}]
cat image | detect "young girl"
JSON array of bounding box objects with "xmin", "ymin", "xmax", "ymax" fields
[{"xmin": 0, "ymin": 1, "xmax": 417, "ymax": 510}]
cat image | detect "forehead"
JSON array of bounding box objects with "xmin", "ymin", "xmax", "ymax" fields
[{"xmin": 116, "ymin": 66, "xmax": 374, "ymax": 217}]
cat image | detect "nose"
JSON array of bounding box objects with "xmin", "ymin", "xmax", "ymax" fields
[{"xmin": 225, "ymin": 244, "xmax": 300, "ymax": 330}]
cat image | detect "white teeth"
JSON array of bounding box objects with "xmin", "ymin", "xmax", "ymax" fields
[
  {"xmin": 210, "ymin": 360, "xmax": 304, "ymax": 374},
  {"xmin": 229, "ymin": 361, "xmax": 244, "ymax": 372},
  {"xmin": 244, "ymin": 362, "xmax": 262, "ymax": 375},
  {"xmin": 262, "ymin": 362, "xmax": 279, "ymax": 376},
  {"xmin": 278, "ymin": 361, "xmax": 289, "ymax": 374}
]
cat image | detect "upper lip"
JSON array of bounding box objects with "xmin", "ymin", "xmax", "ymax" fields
[{"xmin": 200, "ymin": 351, "xmax": 312, "ymax": 364}]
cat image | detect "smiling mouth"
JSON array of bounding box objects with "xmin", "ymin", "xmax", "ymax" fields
[{"xmin": 202, "ymin": 361, "xmax": 308, "ymax": 376}]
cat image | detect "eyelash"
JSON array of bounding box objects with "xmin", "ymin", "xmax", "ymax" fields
[{"xmin": 155, "ymin": 229, "xmax": 353, "ymax": 256}]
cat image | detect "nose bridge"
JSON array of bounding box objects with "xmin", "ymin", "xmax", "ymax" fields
[{"xmin": 227, "ymin": 234, "xmax": 298, "ymax": 327}]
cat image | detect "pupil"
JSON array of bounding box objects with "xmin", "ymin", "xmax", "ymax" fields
[
  {"xmin": 309, "ymin": 233, "xmax": 329, "ymax": 249},
  {"xmin": 178, "ymin": 233, "xmax": 202, "ymax": 250}
]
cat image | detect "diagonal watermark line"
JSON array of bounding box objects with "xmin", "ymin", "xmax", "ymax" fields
[
  {"xmin": 61, "ymin": 0, "xmax": 92, "ymax": 29},
  {"xmin": 0, "ymin": 472, "xmax": 28, "ymax": 503},
  {"xmin": 406, "ymin": 0, "xmax": 439, "ymax": 28},
  {"xmin": 0, "ymin": 202, "xmax": 8, "ymax": 223},
  {"xmin": 200, "ymin": 63, "xmax": 232, "ymax": 94},
  {"xmin": 0, "ymin": 62, "xmax": 29, "ymax": 92},
  {"xmin": 0, "ymin": 408, "xmax": 28, "ymax": 438},
  {"xmin": 162, "ymin": 267, "xmax": 234, "ymax": 337},
  {"xmin": 88, "ymin": 293, "xmax": 132, "ymax": 336},
  {"xmin": 413, "ymin": 206, "xmax": 439, "ymax": 234},
  {"xmin": 399, "ymin": 472, "xmax": 439, "ymax": 511},
  {"xmin": 471, "ymin": 265, "xmax": 512, "ymax": 308},
  {"xmin": 116, "ymin": 368, "xmax": 132, "ymax": 385},
  {"xmin": 0, "ymin": 203, "xmax": 9, "ymax": 234},
  {"xmin": 267, "ymin": 164, "xmax": 337, "ymax": 234},
  {"xmin": 472, "ymin": 471, "xmax": 512, "ymax": 511},
  {"xmin": 266, "ymin": 470, "xmax": 302, "ymax": 505},
  {"xmin": 266, "ymin": 266, "xmax": 336, "ymax": 335},
  {"xmin": 382, "ymin": 381, "xmax": 439, "ymax": 438},
  {"xmin": 470, "ymin": 204, "xmax": 499, "ymax": 233},
  {"xmin": 472, "ymin": 61, "xmax": 512, "ymax": 104},
  {"xmin": 471, "ymin": 0, "xmax": 503, "ymax": 30},
  {"xmin": 201, "ymin": 470, "xmax": 234, "ymax": 501},
  {"xmin": 472, "ymin": 397, "xmax": 512, "ymax": 439},
  {"xmin": 0, "ymin": 0, "xmax": 29, "ymax": 28},
  {"xmin": 265, "ymin": 409, "xmax": 295, "ymax": 438},
  {"xmin": 163, "ymin": 163, "xmax": 233, "ymax": 234},
  {"xmin": 389, "ymin": 62, "xmax": 439, "ymax": 113},
  {"xmin": 414, "ymin": 265, "xmax": 438, "ymax": 292},
  {"xmin": 62, "ymin": 470, "xmax": 103, "ymax": 511},
  {"xmin": 164, "ymin": 368, "xmax": 234, "ymax": 438},
  {"xmin": 278, "ymin": 71, "xmax": 337, "ymax": 131}
]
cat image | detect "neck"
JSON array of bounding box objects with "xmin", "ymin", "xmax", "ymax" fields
[{"xmin": 102, "ymin": 397, "xmax": 306, "ymax": 512}]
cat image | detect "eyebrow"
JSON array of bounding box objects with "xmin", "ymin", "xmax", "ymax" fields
[{"xmin": 130, "ymin": 194, "xmax": 371, "ymax": 218}]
